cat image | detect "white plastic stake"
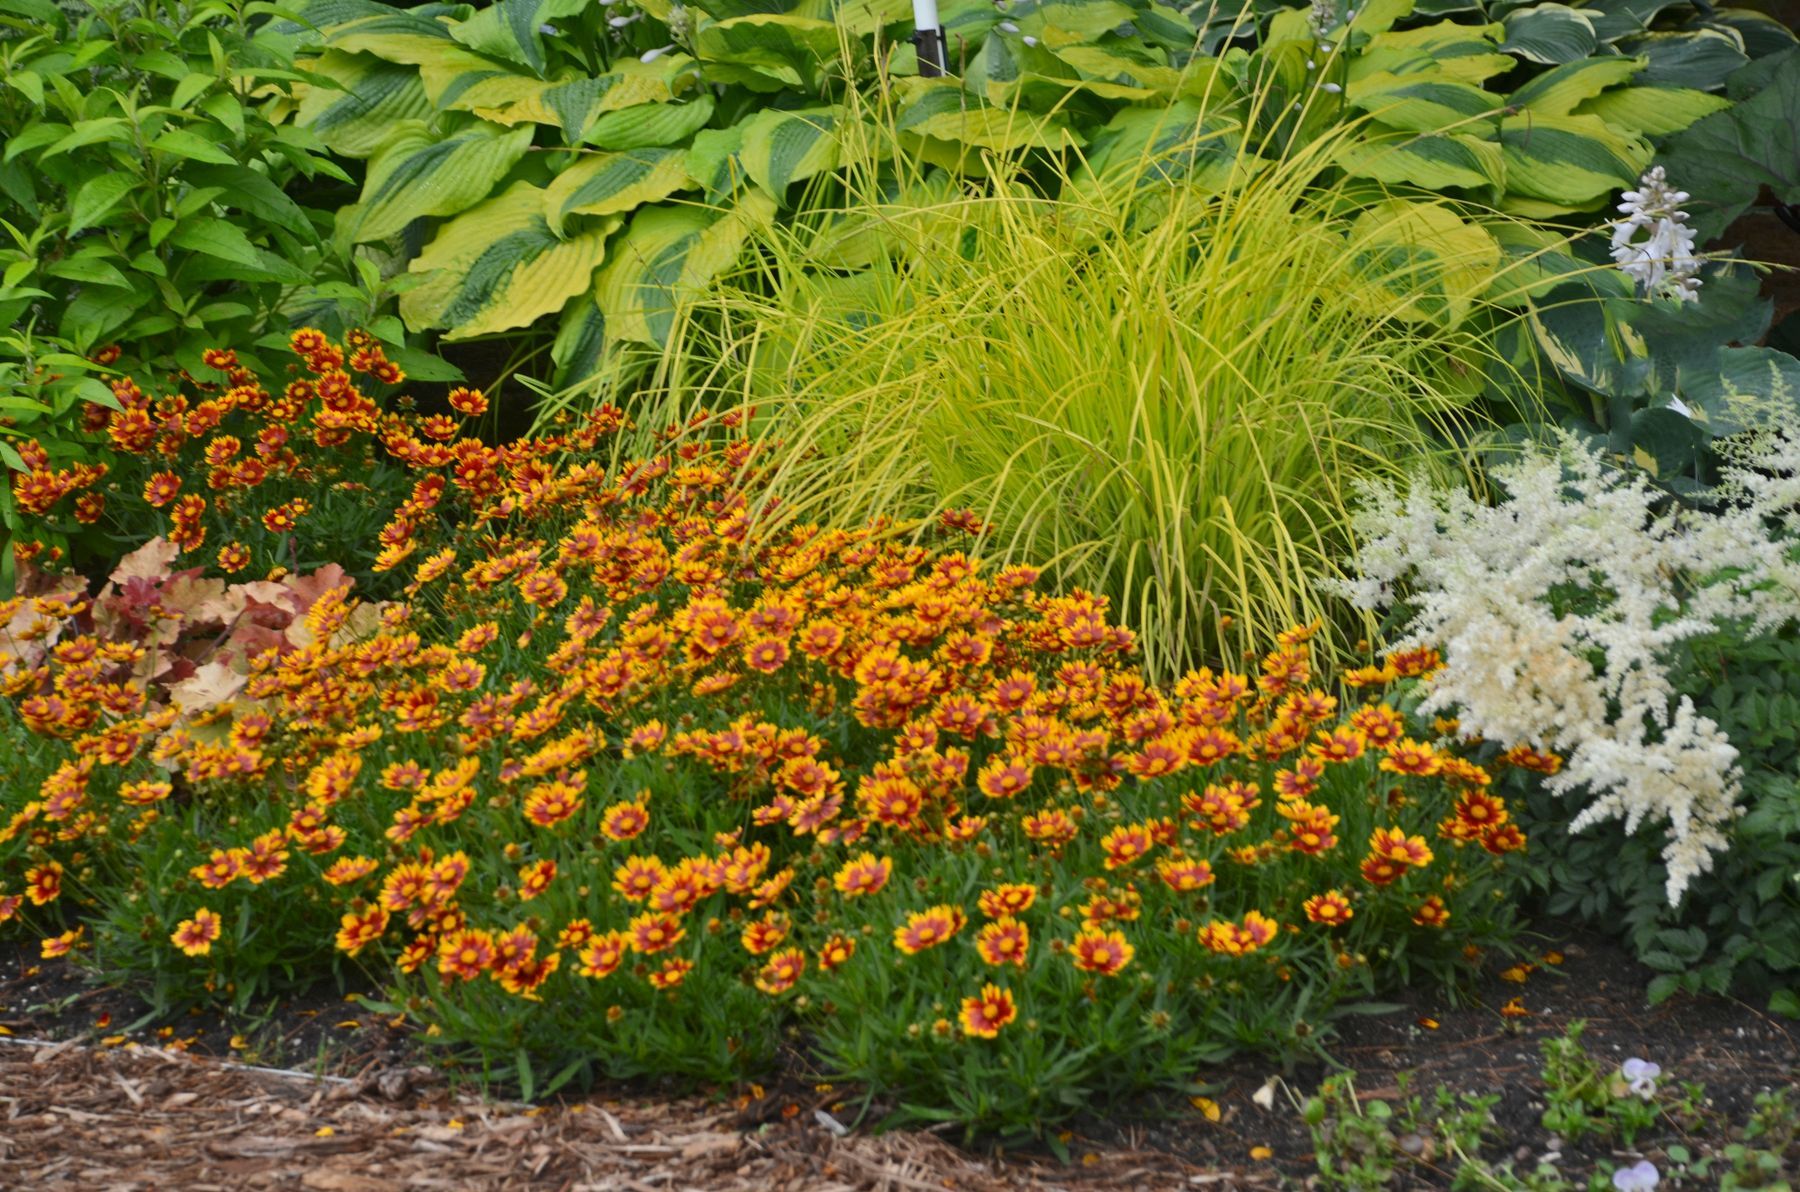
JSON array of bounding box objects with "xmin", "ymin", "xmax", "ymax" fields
[{"xmin": 912, "ymin": 0, "xmax": 948, "ymax": 76}]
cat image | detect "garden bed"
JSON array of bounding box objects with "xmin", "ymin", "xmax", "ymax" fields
[{"xmin": 5, "ymin": 919, "xmax": 1793, "ymax": 1188}]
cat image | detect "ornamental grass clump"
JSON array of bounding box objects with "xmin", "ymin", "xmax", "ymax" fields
[
  {"xmin": 1338, "ymin": 430, "xmax": 1800, "ymax": 904},
  {"xmin": 3, "ymin": 336, "xmax": 1533, "ymax": 1131}
]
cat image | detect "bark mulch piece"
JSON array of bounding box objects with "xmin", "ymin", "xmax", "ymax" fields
[{"xmin": 0, "ymin": 1038, "xmax": 1219, "ymax": 1191}]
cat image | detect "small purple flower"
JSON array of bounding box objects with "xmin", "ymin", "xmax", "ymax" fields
[
  {"xmin": 1620, "ymin": 1058, "xmax": 1661, "ymax": 1099},
  {"xmin": 1613, "ymin": 1159, "xmax": 1660, "ymax": 1190}
]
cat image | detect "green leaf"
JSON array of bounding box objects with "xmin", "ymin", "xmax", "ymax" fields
[
  {"xmin": 1507, "ymin": 55, "xmax": 1643, "ymax": 116},
  {"xmin": 737, "ymin": 105, "xmax": 843, "ymax": 199},
  {"xmin": 696, "ymin": 13, "xmax": 847, "ymax": 93},
  {"xmin": 151, "ymin": 129, "xmax": 240, "ymax": 165},
  {"xmin": 43, "ymin": 254, "xmax": 131, "ymax": 288},
  {"xmin": 1616, "ymin": 29, "xmax": 1748, "ymax": 91},
  {"xmin": 45, "ymin": 117, "xmax": 133, "ymax": 156},
  {"xmin": 1336, "ymin": 125, "xmax": 1507, "ymax": 191},
  {"xmin": 585, "ymin": 95, "xmax": 716, "ymax": 151},
  {"xmin": 545, "ymin": 147, "xmax": 692, "ymax": 231},
  {"xmin": 400, "ymin": 180, "xmax": 619, "ymax": 340},
  {"xmin": 169, "ymin": 217, "xmax": 266, "ymax": 267},
  {"xmin": 1499, "ymin": 3, "xmax": 1598, "ymax": 65},
  {"xmin": 294, "ymin": 51, "xmax": 435, "ymax": 158},
  {"xmin": 183, "ymin": 164, "xmax": 317, "ymax": 237},
  {"xmin": 1345, "ymin": 71, "xmax": 1504, "ymax": 134},
  {"xmin": 1496, "ymin": 112, "xmax": 1651, "ymax": 205},
  {"xmin": 1575, "ymin": 86, "xmax": 1732, "ymax": 138},
  {"xmin": 343, "ymin": 120, "xmax": 535, "ymax": 244},
  {"xmin": 68, "ymin": 173, "xmax": 138, "ymax": 233}
]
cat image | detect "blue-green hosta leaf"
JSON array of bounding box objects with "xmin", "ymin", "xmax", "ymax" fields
[
  {"xmin": 1683, "ymin": 347, "xmax": 1800, "ymax": 437},
  {"xmin": 1348, "ymin": 198, "xmax": 1502, "ymax": 327},
  {"xmin": 1657, "ymin": 61, "xmax": 1799, "ymax": 242},
  {"xmin": 1576, "ymin": 0, "xmax": 1684, "ymax": 44},
  {"xmin": 1351, "ymin": 20, "xmax": 1514, "ymax": 85},
  {"xmin": 294, "ymin": 51, "xmax": 434, "ymax": 158},
  {"xmin": 1615, "ymin": 28, "xmax": 1748, "ymax": 91},
  {"xmin": 545, "ymin": 147, "xmax": 693, "ymax": 231},
  {"xmin": 1527, "ymin": 288, "xmax": 1652, "ymax": 398},
  {"xmin": 1499, "ymin": 3, "xmax": 1597, "ymax": 65},
  {"xmin": 1496, "ymin": 112, "xmax": 1651, "ymax": 205},
  {"xmin": 1346, "ymin": 71, "xmax": 1503, "ymax": 133},
  {"xmin": 1575, "ymin": 85, "xmax": 1732, "ymax": 137},
  {"xmin": 447, "ymin": 0, "xmax": 589, "ymax": 76},
  {"xmin": 592, "ymin": 190, "xmax": 778, "ymax": 346},
  {"xmin": 895, "ymin": 78, "xmax": 1081, "ymax": 151},
  {"xmin": 342, "ymin": 120, "xmax": 535, "ymax": 244},
  {"xmin": 695, "ymin": 14, "xmax": 846, "ymax": 93},
  {"xmin": 1507, "ymin": 55, "xmax": 1643, "ymax": 115},
  {"xmin": 400, "ymin": 180, "xmax": 620, "ymax": 339},
  {"xmin": 1336, "ymin": 125, "xmax": 1507, "ymax": 191},
  {"xmin": 738, "ymin": 105, "xmax": 843, "ymax": 201},
  {"xmin": 586, "ymin": 95, "xmax": 716, "ymax": 151},
  {"xmin": 1698, "ymin": 9, "xmax": 1798, "ymax": 59}
]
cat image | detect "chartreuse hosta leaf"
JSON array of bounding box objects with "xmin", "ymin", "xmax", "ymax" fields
[
  {"xmin": 1350, "ymin": 20, "xmax": 1515, "ymax": 85},
  {"xmin": 545, "ymin": 147, "xmax": 693, "ymax": 232},
  {"xmin": 294, "ymin": 50, "xmax": 434, "ymax": 158},
  {"xmin": 312, "ymin": 2, "xmax": 463, "ymax": 65},
  {"xmin": 342, "ymin": 119, "xmax": 535, "ymax": 244},
  {"xmin": 1348, "ymin": 198, "xmax": 1501, "ymax": 328},
  {"xmin": 1575, "ymin": 86, "xmax": 1732, "ymax": 136},
  {"xmin": 695, "ymin": 14, "xmax": 846, "ymax": 92},
  {"xmin": 399, "ymin": 180, "xmax": 621, "ymax": 340},
  {"xmin": 480, "ymin": 58, "xmax": 698, "ymax": 138},
  {"xmin": 896, "ymin": 79, "xmax": 1082, "ymax": 153},
  {"xmin": 447, "ymin": 0, "xmax": 590, "ymax": 76},
  {"xmin": 737, "ymin": 105, "xmax": 845, "ymax": 200},
  {"xmin": 1345, "ymin": 71, "xmax": 1503, "ymax": 134},
  {"xmin": 1335, "ymin": 125, "xmax": 1506, "ymax": 192},
  {"xmin": 588, "ymin": 95, "xmax": 716, "ymax": 151},
  {"xmin": 592, "ymin": 190, "xmax": 778, "ymax": 346},
  {"xmin": 1498, "ymin": 3, "xmax": 1598, "ymax": 66},
  {"xmin": 1496, "ymin": 112, "xmax": 1650, "ymax": 207},
  {"xmin": 1507, "ymin": 55, "xmax": 1643, "ymax": 115},
  {"xmin": 1012, "ymin": 0, "xmax": 1136, "ymax": 48}
]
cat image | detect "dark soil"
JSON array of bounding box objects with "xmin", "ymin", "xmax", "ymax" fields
[{"xmin": 3, "ymin": 920, "xmax": 1796, "ymax": 1188}]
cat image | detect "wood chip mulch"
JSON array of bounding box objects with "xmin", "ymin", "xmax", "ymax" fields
[{"xmin": 0, "ymin": 1037, "xmax": 1219, "ymax": 1191}]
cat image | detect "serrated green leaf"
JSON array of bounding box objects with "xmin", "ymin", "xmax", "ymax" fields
[{"xmin": 68, "ymin": 173, "xmax": 137, "ymax": 233}]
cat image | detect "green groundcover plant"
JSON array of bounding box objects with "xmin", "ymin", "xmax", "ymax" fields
[{"xmin": 0, "ymin": 334, "xmax": 1539, "ymax": 1133}]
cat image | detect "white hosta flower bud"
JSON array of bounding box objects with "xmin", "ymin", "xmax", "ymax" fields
[{"xmin": 665, "ymin": 3, "xmax": 690, "ymax": 41}]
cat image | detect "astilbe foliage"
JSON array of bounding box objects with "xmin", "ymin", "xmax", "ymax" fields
[{"xmin": 3, "ymin": 336, "xmax": 1534, "ymax": 1129}]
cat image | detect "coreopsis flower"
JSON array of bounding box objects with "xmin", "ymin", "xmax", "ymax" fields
[
  {"xmin": 1100, "ymin": 822, "xmax": 1155, "ymax": 869},
  {"xmin": 1611, "ymin": 167, "xmax": 1702, "ymax": 302},
  {"xmin": 740, "ymin": 913, "xmax": 789, "ymax": 955},
  {"xmin": 893, "ymin": 904, "xmax": 965, "ymax": 954},
  {"xmin": 577, "ymin": 931, "xmax": 630, "ymax": 978},
  {"xmin": 648, "ymin": 958, "xmax": 692, "ymax": 989},
  {"xmin": 1155, "ymin": 857, "xmax": 1215, "ymax": 892},
  {"xmin": 959, "ymin": 984, "xmax": 1017, "ymax": 1038},
  {"xmin": 171, "ymin": 909, "xmax": 222, "ymax": 956},
  {"xmin": 1070, "ymin": 927, "xmax": 1134, "ymax": 976},
  {"xmin": 26, "ymin": 861, "xmax": 63, "ymax": 905},
  {"xmin": 817, "ymin": 933, "xmax": 856, "ymax": 971},
  {"xmin": 754, "ymin": 947, "xmax": 806, "ymax": 995},
  {"xmin": 975, "ymin": 917, "xmax": 1030, "ymax": 967},
  {"xmin": 438, "ymin": 929, "xmax": 497, "ymax": 981},
  {"xmin": 41, "ymin": 927, "xmax": 83, "ymax": 958},
  {"xmin": 600, "ymin": 798, "xmax": 650, "ymax": 841},
  {"xmin": 978, "ymin": 883, "xmax": 1037, "ymax": 918},
  {"xmin": 517, "ymin": 859, "xmax": 556, "ymax": 900},
  {"xmin": 447, "ymin": 387, "xmax": 488, "ymax": 417},
  {"xmin": 628, "ymin": 911, "xmax": 685, "ymax": 954},
  {"xmin": 1411, "ymin": 895, "xmax": 1451, "ymax": 928},
  {"xmin": 1303, "ymin": 890, "xmax": 1354, "ymax": 926},
  {"xmin": 831, "ymin": 853, "xmax": 891, "ymax": 898}
]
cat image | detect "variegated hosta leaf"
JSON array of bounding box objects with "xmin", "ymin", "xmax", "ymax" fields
[
  {"xmin": 400, "ymin": 181, "xmax": 621, "ymax": 340},
  {"xmin": 293, "ymin": 50, "xmax": 435, "ymax": 158},
  {"xmin": 687, "ymin": 125, "xmax": 747, "ymax": 201},
  {"xmin": 341, "ymin": 120, "xmax": 536, "ymax": 244},
  {"xmin": 448, "ymin": 0, "xmax": 590, "ymax": 77},
  {"xmin": 1012, "ymin": 0, "xmax": 1137, "ymax": 49},
  {"xmin": 1575, "ymin": 85, "xmax": 1732, "ymax": 137},
  {"xmin": 1684, "ymin": 346, "xmax": 1800, "ymax": 437},
  {"xmin": 1615, "ymin": 28, "xmax": 1749, "ymax": 90},
  {"xmin": 545, "ymin": 147, "xmax": 694, "ymax": 232},
  {"xmin": 314, "ymin": 2, "xmax": 463, "ymax": 65},
  {"xmin": 592, "ymin": 190, "xmax": 778, "ymax": 346},
  {"xmin": 738, "ymin": 105, "xmax": 845, "ymax": 200},
  {"xmin": 1506, "ymin": 55, "xmax": 1643, "ymax": 116},
  {"xmin": 1071, "ymin": 99, "xmax": 1248, "ymax": 192},
  {"xmin": 527, "ymin": 58, "xmax": 699, "ymax": 139},
  {"xmin": 895, "ymin": 79, "xmax": 1082, "ymax": 152},
  {"xmin": 1578, "ymin": 0, "xmax": 1686, "ymax": 44},
  {"xmin": 586, "ymin": 95, "xmax": 717, "ymax": 151},
  {"xmin": 1335, "ymin": 125, "xmax": 1506, "ymax": 192},
  {"xmin": 1348, "ymin": 199, "xmax": 1502, "ymax": 328},
  {"xmin": 1350, "ymin": 20, "xmax": 1515, "ymax": 85},
  {"xmin": 1050, "ymin": 44, "xmax": 1185, "ymax": 95},
  {"xmin": 695, "ymin": 14, "xmax": 847, "ymax": 93},
  {"xmin": 1496, "ymin": 112, "xmax": 1651, "ymax": 205},
  {"xmin": 1485, "ymin": 223, "xmax": 1631, "ymax": 303},
  {"xmin": 1498, "ymin": 3, "xmax": 1598, "ymax": 66},
  {"xmin": 1345, "ymin": 71, "xmax": 1503, "ymax": 134}
]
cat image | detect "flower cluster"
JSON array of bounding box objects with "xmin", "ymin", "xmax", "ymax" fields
[
  {"xmin": 1609, "ymin": 167, "xmax": 1703, "ymax": 303},
  {"xmin": 1, "ymin": 336, "xmax": 1531, "ymax": 1094},
  {"xmin": 1337, "ymin": 431, "xmax": 1800, "ymax": 901}
]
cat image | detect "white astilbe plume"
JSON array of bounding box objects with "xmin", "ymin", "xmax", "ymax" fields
[
  {"xmin": 1333, "ymin": 432, "xmax": 1800, "ymax": 903},
  {"xmin": 1610, "ymin": 167, "xmax": 1703, "ymax": 303}
]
